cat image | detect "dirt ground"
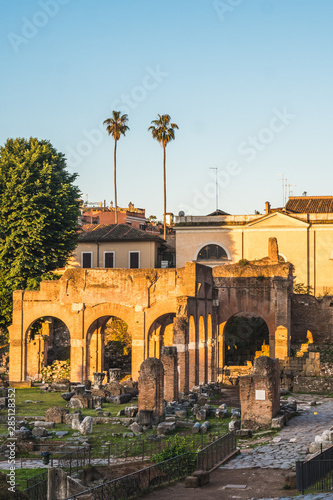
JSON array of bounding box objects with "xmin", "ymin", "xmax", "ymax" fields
[{"xmin": 144, "ymin": 467, "xmax": 298, "ymax": 500}]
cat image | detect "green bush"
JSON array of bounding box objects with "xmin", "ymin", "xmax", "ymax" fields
[
  {"xmin": 41, "ymin": 359, "xmax": 70, "ymax": 382},
  {"xmin": 153, "ymin": 435, "xmax": 187, "ymax": 463}
]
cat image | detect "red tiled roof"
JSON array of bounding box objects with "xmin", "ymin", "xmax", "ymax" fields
[
  {"xmin": 286, "ymin": 196, "xmax": 333, "ymax": 214},
  {"xmin": 79, "ymin": 224, "xmax": 165, "ymax": 242}
]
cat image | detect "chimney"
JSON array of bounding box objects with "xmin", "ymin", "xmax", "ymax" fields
[{"xmin": 265, "ymin": 201, "xmax": 271, "ymax": 215}]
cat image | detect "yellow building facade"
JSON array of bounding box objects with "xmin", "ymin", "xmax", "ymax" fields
[{"xmin": 175, "ymin": 198, "xmax": 333, "ymax": 296}]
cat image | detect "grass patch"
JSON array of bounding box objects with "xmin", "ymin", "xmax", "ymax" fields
[{"xmin": 1, "ymin": 468, "xmax": 48, "ymax": 491}]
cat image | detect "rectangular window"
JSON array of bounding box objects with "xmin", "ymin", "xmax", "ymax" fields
[
  {"xmin": 82, "ymin": 252, "xmax": 92, "ymax": 268},
  {"xmin": 104, "ymin": 252, "xmax": 114, "ymax": 268},
  {"xmin": 129, "ymin": 252, "xmax": 140, "ymax": 269}
]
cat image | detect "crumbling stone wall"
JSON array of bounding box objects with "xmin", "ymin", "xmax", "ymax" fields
[
  {"xmin": 291, "ymin": 294, "xmax": 333, "ymax": 344},
  {"xmin": 9, "ymin": 257, "xmax": 294, "ymax": 388}
]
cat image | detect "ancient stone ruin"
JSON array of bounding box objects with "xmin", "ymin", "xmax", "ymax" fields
[
  {"xmin": 138, "ymin": 357, "xmax": 164, "ymax": 422},
  {"xmin": 240, "ymin": 356, "xmax": 280, "ymax": 429}
]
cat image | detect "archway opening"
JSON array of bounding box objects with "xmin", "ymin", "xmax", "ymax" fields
[
  {"xmin": 86, "ymin": 316, "xmax": 131, "ymax": 380},
  {"xmin": 224, "ymin": 313, "xmax": 269, "ymax": 366},
  {"xmin": 147, "ymin": 313, "xmax": 176, "ymax": 358},
  {"xmin": 26, "ymin": 317, "xmax": 70, "ymax": 380}
]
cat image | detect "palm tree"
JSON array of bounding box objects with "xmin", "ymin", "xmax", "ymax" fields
[
  {"xmin": 148, "ymin": 114, "xmax": 179, "ymax": 240},
  {"xmin": 103, "ymin": 111, "xmax": 129, "ymax": 224}
]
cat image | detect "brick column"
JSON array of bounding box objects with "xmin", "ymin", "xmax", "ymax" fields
[
  {"xmin": 70, "ymin": 306, "xmax": 85, "ymax": 383},
  {"xmin": 272, "ymin": 278, "xmax": 292, "ymax": 359},
  {"xmin": 188, "ymin": 315, "xmax": 197, "ymax": 390},
  {"xmin": 198, "ymin": 316, "xmax": 206, "ymax": 384},
  {"xmin": 131, "ymin": 314, "xmax": 145, "ymax": 381},
  {"xmin": 173, "ymin": 316, "xmax": 189, "ymax": 394},
  {"xmin": 207, "ymin": 314, "xmax": 213, "ymax": 382},
  {"xmin": 217, "ymin": 321, "xmax": 226, "ymax": 382},
  {"xmin": 138, "ymin": 357, "xmax": 164, "ymax": 418},
  {"xmin": 9, "ymin": 291, "xmax": 25, "ymax": 382},
  {"xmin": 161, "ymin": 346, "xmax": 178, "ymax": 402}
]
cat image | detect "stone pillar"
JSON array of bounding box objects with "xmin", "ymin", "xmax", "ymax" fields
[
  {"xmin": 9, "ymin": 291, "xmax": 25, "ymax": 382},
  {"xmin": 275, "ymin": 325, "xmax": 288, "ymax": 359},
  {"xmin": 188, "ymin": 316, "xmax": 197, "ymax": 390},
  {"xmin": 70, "ymin": 306, "xmax": 86, "ymax": 383},
  {"xmin": 151, "ymin": 334, "xmax": 162, "ymax": 358},
  {"xmin": 138, "ymin": 357, "xmax": 164, "ymax": 419},
  {"xmin": 272, "ymin": 277, "xmax": 292, "ymax": 359},
  {"xmin": 26, "ymin": 334, "xmax": 45, "ymax": 379},
  {"xmin": 109, "ymin": 368, "xmax": 121, "ymax": 382},
  {"xmin": 161, "ymin": 346, "xmax": 178, "ymax": 402},
  {"xmin": 173, "ymin": 316, "xmax": 189, "ymax": 394},
  {"xmin": 93, "ymin": 372, "xmax": 105, "ymax": 389},
  {"xmin": 131, "ymin": 317, "xmax": 145, "ymax": 381},
  {"xmin": 240, "ymin": 356, "xmax": 280, "ymax": 430},
  {"xmin": 198, "ymin": 316, "xmax": 206, "ymax": 384},
  {"xmin": 206, "ymin": 314, "xmax": 213, "ymax": 382},
  {"xmin": 268, "ymin": 237, "xmax": 279, "ymax": 263},
  {"xmin": 163, "ymin": 323, "xmax": 174, "ymax": 346}
]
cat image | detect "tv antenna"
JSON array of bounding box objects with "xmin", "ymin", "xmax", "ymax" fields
[
  {"xmin": 209, "ymin": 167, "xmax": 218, "ymax": 211},
  {"xmin": 278, "ymin": 174, "xmax": 288, "ymax": 206}
]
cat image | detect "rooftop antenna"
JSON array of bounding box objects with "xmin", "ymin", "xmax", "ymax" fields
[
  {"xmin": 278, "ymin": 174, "xmax": 287, "ymax": 206},
  {"xmin": 288, "ymin": 184, "xmax": 296, "ymax": 197},
  {"xmin": 209, "ymin": 167, "xmax": 218, "ymax": 211}
]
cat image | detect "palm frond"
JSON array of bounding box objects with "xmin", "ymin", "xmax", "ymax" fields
[{"xmin": 103, "ymin": 111, "xmax": 130, "ymax": 141}]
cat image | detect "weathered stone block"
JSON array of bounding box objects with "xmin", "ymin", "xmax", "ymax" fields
[
  {"xmin": 185, "ymin": 476, "xmax": 199, "ymax": 488},
  {"xmin": 157, "ymin": 422, "xmax": 175, "ymax": 435},
  {"xmin": 192, "ymin": 470, "xmax": 210, "ymax": 486},
  {"xmin": 271, "ymin": 416, "xmax": 285, "ymax": 429},
  {"xmin": 45, "ymin": 407, "xmax": 69, "ymax": 424},
  {"xmin": 34, "ymin": 421, "xmax": 55, "ymax": 429}
]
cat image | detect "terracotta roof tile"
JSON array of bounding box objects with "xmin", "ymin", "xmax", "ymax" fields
[
  {"xmin": 286, "ymin": 196, "xmax": 333, "ymax": 214},
  {"xmin": 79, "ymin": 224, "xmax": 165, "ymax": 242}
]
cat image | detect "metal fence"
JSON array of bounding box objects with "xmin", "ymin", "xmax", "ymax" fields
[
  {"xmin": 90, "ymin": 426, "xmax": 225, "ymax": 461},
  {"xmin": 297, "ymin": 444, "xmax": 333, "ymax": 493},
  {"xmin": 24, "ymin": 471, "xmax": 48, "ymax": 500},
  {"xmin": 64, "ymin": 452, "xmax": 197, "ymax": 500},
  {"xmin": 58, "ymin": 446, "xmax": 91, "ymax": 476},
  {"xmin": 64, "ymin": 431, "xmax": 237, "ymax": 500},
  {"xmin": 196, "ymin": 430, "xmax": 236, "ymax": 471},
  {"xmin": 22, "ymin": 429, "xmax": 236, "ymax": 499}
]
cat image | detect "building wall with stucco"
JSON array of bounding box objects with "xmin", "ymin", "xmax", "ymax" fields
[
  {"xmin": 69, "ymin": 240, "xmax": 159, "ymax": 269},
  {"xmin": 175, "ymin": 212, "xmax": 333, "ymax": 295}
]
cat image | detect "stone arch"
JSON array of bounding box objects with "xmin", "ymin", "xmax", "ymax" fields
[
  {"xmin": 24, "ymin": 316, "xmax": 71, "ymax": 381},
  {"xmin": 85, "ymin": 314, "xmax": 131, "ymax": 381},
  {"xmin": 223, "ymin": 312, "xmax": 270, "ymax": 367},
  {"xmin": 147, "ymin": 313, "xmax": 176, "ymax": 359},
  {"xmin": 85, "ymin": 303, "xmax": 136, "ymax": 333}
]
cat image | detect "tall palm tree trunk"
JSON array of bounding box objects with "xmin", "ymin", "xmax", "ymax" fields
[
  {"xmin": 114, "ymin": 139, "xmax": 118, "ymax": 224},
  {"xmin": 163, "ymin": 145, "xmax": 166, "ymax": 240}
]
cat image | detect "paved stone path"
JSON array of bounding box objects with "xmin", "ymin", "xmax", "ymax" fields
[
  {"xmin": 257, "ymin": 494, "xmax": 333, "ymax": 500},
  {"xmin": 221, "ymin": 395, "xmax": 333, "ymax": 472}
]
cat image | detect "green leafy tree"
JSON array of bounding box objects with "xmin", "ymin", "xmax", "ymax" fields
[
  {"xmin": 148, "ymin": 114, "xmax": 179, "ymax": 240},
  {"xmin": 103, "ymin": 111, "xmax": 129, "ymax": 224},
  {"xmin": 0, "ymin": 137, "xmax": 81, "ymax": 333}
]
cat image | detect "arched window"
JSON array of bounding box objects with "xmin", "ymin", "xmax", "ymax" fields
[{"xmin": 197, "ymin": 244, "xmax": 228, "ymax": 261}]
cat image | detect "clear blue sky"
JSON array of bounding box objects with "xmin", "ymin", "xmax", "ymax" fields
[{"xmin": 1, "ymin": 0, "xmax": 333, "ymax": 218}]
